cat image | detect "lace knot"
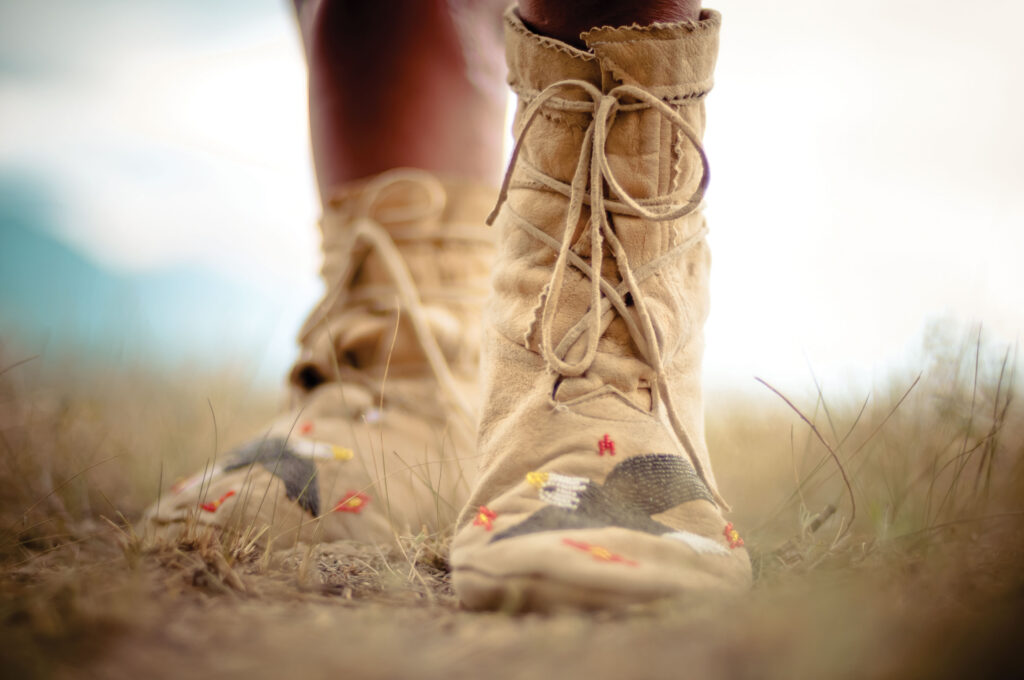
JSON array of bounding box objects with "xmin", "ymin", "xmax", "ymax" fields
[
  {"xmin": 297, "ymin": 169, "xmax": 480, "ymax": 427},
  {"xmin": 490, "ymin": 78, "xmax": 718, "ymax": 499},
  {"xmin": 491, "ymin": 79, "xmax": 709, "ymax": 379}
]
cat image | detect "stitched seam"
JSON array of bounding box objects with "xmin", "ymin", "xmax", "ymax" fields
[
  {"xmin": 671, "ymin": 118, "xmax": 684, "ymax": 195},
  {"xmin": 589, "ymin": 33, "xmax": 705, "ymax": 46},
  {"xmin": 555, "ymin": 385, "xmax": 655, "ymax": 419},
  {"xmin": 582, "ymin": 12, "xmax": 720, "ymax": 44},
  {"xmin": 513, "ymin": 85, "xmax": 710, "ymax": 108}
]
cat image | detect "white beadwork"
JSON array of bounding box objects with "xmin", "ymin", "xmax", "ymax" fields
[
  {"xmin": 663, "ymin": 530, "xmax": 730, "ymax": 556},
  {"xmin": 291, "ymin": 438, "xmax": 337, "ymax": 460},
  {"xmin": 539, "ymin": 473, "xmax": 589, "ymax": 509}
]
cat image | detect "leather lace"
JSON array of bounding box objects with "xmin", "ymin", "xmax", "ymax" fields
[
  {"xmin": 489, "ymin": 79, "xmax": 723, "ymax": 504},
  {"xmin": 299, "ymin": 169, "xmax": 492, "ymax": 429}
]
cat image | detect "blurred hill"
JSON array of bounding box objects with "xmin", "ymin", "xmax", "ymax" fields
[{"xmin": 0, "ymin": 172, "xmax": 302, "ymax": 385}]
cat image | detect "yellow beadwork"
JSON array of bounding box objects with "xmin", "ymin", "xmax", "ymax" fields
[
  {"xmin": 332, "ymin": 446, "xmax": 355, "ymax": 461},
  {"xmin": 526, "ymin": 471, "xmax": 549, "ymax": 488}
]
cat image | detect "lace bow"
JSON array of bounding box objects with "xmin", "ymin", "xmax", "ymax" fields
[
  {"xmin": 299, "ymin": 170, "xmax": 483, "ymax": 428},
  {"xmin": 490, "ymin": 79, "xmax": 723, "ymax": 505}
]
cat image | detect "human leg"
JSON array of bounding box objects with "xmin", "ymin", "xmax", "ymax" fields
[{"xmin": 294, "ymin": 0, "xmax": 507, "ymax": 198}]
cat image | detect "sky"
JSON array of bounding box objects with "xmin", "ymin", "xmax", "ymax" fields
[{"xmin": 1, "ymin": 0, "xmax": 1021, "ymax": 395}]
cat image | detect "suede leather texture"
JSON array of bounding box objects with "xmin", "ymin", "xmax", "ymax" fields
[
  {"xmin": 145, "ymin": 172, "xmax": 496, "ymax": 548},
  {"xmin": 451, "ymin": 8, "xmax": 751, "ymax": 611}
]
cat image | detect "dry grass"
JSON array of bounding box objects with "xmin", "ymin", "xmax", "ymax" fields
[{"xmin": 0, "ymin": 324, "xmax": 1021, "ymax": 680}]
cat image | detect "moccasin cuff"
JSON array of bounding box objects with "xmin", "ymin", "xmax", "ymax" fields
[
  {"xmin": 582, "ymin": 9, "xmax": 720, "ymax": 100},
  {"xmin": 503, "ymin": 7, "xmax": 601, "ymax": 96},
  {"xmin": 504, "ymin": 7, "xmax": 720, "ymax": 101}
]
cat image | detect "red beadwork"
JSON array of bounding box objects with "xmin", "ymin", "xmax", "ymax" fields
[
  {"xmin": 562, "ymin": 538, "xmax": 638, "ymax": 566},
  {"xmin": 473, "ymin": 505, "xmax": 497, "ymax": 531},
  {"xmin": 200, "ymin": 490, "xmax": 236, "ymax": 513},
  {"xmin": 333, "ymin": 491, "xmax": 370, "ymax": 514},
  {"xmin": 598, "ymin": 434, "xmax": 616, "ymax": 456},
  {"xmin": 723, "ymin": 522, "xmax": 745, "ymax": 549}
]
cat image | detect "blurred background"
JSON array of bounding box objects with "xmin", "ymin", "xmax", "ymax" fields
[{"xmin": 1, "ymin": 0, "xmax": 1021, "ymax": 395}]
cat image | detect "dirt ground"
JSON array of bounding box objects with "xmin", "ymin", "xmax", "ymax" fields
[
  {"xmin": 1, "ymin": 332, "xmax": 1022, "ymax": 679},
  {"xmin": 3, "ymin": 526, "xmax": 1021, "ymax": 680}
]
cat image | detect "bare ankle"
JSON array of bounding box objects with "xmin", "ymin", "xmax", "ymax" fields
[{"xmin": 517, "ymin": 0, "xmax": 702, "ymax": 48}]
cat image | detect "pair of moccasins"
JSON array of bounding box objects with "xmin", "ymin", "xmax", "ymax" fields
[{"xmin": 146, "ymin": 8, "xmax": 751, "ymax": 612}]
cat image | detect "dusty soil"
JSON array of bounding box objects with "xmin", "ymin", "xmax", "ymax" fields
[
  {"xmin": 1, "ymin": 336, "xmax": 1022, "ymax": 680},
  {"xmin": 3, "ymin": 525, "xmax": 1021, "ymax": 680}
]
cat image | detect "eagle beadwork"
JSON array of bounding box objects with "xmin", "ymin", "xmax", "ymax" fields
[
  {"xmin": 492, "ymin": 454, "xmax": 716, "ymax": 543},
  {"xmin": 221, "ymin": 436, "xmax": 322, "ymax": 516}
]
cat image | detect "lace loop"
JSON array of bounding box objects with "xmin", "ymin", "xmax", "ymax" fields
[
  {"xmin": 298, "ymin": 169, "xmax": 479, "ymax": 428},
  {"xmin": 490, "ymin": 78, "xmax": 724, "ymax": 505},
  {"xmin": 491, "ymin": 79, "xmax": 709, "ymax": 379}
]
